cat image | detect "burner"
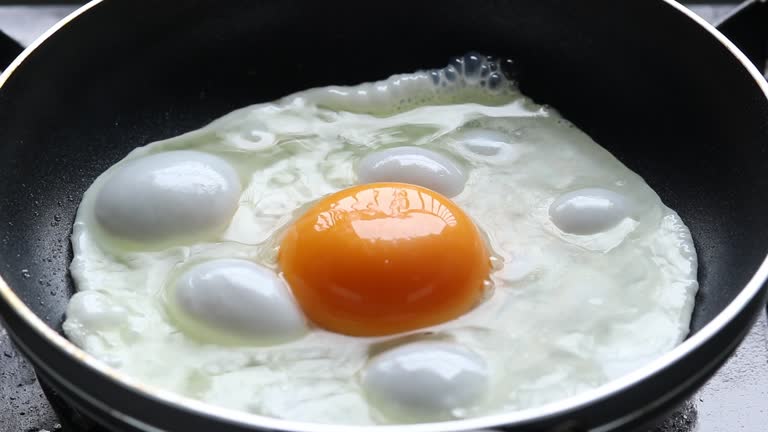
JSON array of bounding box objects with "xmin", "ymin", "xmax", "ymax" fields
[{"xmin": 0, "ymin": 2, "xmax": 767, "ymax": 431}]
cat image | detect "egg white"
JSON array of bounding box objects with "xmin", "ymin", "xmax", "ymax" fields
[{"xmin": 65, "ymin": 60, "xmax": 698, "ymax": 425}]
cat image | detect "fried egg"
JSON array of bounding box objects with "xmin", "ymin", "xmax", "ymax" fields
[{"xmin": 64, "ymin": 53, "xmax": 698, "ymax": 425}]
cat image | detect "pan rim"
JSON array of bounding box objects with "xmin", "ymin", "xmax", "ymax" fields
[{"xmin": 1, "ymin": 0, "xmax": 767, "ymax": 431}]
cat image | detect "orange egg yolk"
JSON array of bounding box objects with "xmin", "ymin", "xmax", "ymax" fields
[{"xmin": 279, "ymin": 182, "xmax": 490, "ymax": 336}]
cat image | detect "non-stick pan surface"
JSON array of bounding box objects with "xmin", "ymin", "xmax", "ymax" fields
[{"xmin": 1, "ymin": 1, "xmax": 768, "ymax": 431}]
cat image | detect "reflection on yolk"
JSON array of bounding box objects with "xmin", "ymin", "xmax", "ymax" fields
[{"xmin": 279, "ymin": 182, "xmax": 490, "ymax": 336}]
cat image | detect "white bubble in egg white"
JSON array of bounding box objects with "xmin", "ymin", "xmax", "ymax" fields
[
  {"xmin": 460, "ymin": 129, "xmax": 510, "ymax": 156},
  {"xmin": 361, "ymin": 341, "xmax": 489, "ymax": 421},
  {"xmin": 356, "ymin": 146, "xmax": 466, "ymax": 197},
  {"xmin": 549, "ymin": 188, "xmax": 631, "ymax": 235},
  {"xmin": 94, "ymin": 151, "xmax": 241, "ymax": 245},
  {"xmin": 168, "ymin": 259, "xmax": 306, "ymax": 344},
  {"xmin": 65, "ymin": 291, "xmax": 127, "ymax": 330}
]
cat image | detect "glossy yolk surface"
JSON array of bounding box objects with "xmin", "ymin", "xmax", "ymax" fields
[{"xmin": 279, "ymin": 182, "xmax": 490, "ymax": 336}]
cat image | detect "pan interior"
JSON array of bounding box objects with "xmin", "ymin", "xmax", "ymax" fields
[{"xmin": 1, "ymin": 0, "xmax": 767, "ymax": 340}]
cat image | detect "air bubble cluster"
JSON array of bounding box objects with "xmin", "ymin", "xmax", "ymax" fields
[
  {"xmin": 431, "ymin": 52, "xmax": 518, "ymax": 91},
  {"xmin": 297, "ymin": 52, "xmax": 521, "ymax": 116}
]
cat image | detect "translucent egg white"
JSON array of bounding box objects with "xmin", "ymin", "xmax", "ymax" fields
[{"xmin": 460, "ymin": 129, "xmax": 510, "ymax": 156}]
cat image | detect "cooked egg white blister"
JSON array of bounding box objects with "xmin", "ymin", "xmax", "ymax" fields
[{"xmin": 66, "ymin": 54, "xmax": 697, "ymax": 425}]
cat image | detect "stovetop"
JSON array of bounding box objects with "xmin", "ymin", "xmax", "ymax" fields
[{"xmin": 0, "ymin": 3, "xmax": 767, "ymax": 432}]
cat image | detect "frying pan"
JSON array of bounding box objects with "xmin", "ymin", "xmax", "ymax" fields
[{"xmin": 1, "ymin": 1, "xmax": 768, "ymax": 431}]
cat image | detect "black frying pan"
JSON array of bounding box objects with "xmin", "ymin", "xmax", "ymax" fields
[{"xmin": 1, "ymin": 1, "xmax": 768, "ymax": 431}]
